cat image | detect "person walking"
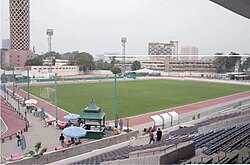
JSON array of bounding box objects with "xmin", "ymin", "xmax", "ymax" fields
[
  {"xmin": 59, "ymin": 133, "xmax": 65, "ymax": 147},
  {"xmin": 156, "ymin": 128, "xmax": 162, "ymax": 142},
  {"xmin": 149, "ymin": 130, "xmax": 155, "ymax": 144},
  {"xmin": 16, "ymin": 132, "xmax": 21, "ymax": 146}
]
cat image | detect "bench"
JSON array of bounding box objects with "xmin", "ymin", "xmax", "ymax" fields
[
  {"xmin": 64, "ymin": 141, "xmax": 71, "ymax": 147},
  {"xmin": 57, "ymin": 122, "xmax": 67, "ymax": 129},
  {"xmin": 55, "ymin": 146, "xmax": 65, "ymax": 151},
  {"xmin": 44, "ymin": 120, "xmax": 56, "ymax": 127},
  {"xmin": 10, "ymin": 153, "xmax": 22, "ymax": 161}
]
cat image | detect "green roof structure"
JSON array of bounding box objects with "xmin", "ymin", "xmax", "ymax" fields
[
  {"xmin": 79, "ymin": 99, "xmax": 106, "ymax": 120},
  {"xmin": 78, "ymin": 99, "xmax": 106, "ymax": 139}
]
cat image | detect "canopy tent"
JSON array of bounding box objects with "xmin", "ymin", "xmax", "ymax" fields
[
  {"xmin": 150, "ymin": 115, "xmax": 163, "ymax": 129},
  {"xmin": 168, "ymin": 111, "xmax": 179, "ymax": 126},
  {"xmin": 126, "ymin": 68, "xmax": 161, "ymax": 76},
  {"xmin": 160, "ymin": 113, "xmax": 172, "ymax": 128}
]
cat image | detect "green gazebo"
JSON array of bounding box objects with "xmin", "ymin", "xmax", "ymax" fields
[{"xmin": 78, "ymin": 99, "xmax": 106, "ymax": 139}]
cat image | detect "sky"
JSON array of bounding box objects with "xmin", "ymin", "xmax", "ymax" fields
[{"xmin": 1, "ymin": 0, "xmax": 250, "ymax": 56}]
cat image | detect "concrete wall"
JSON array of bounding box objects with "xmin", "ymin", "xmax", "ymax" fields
[
  {"xmin": 102, "ymin": 142, "xmax": 195, "ymax": 165},
  {"xmin": 7, "ymin": 131, "xmax": 138, "ymax": 165},
  {"xmin": 159, "ymin": 142, "xmax": 195, "ymax": 164},
  {"xmin": 102, "ymin": 155, "xmax": 160, "ymax": 165}
]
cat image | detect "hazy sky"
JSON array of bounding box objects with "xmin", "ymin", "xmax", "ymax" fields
[{"xmin": 1, "ymin": 0, "xmax": 250, "ymax": 55}]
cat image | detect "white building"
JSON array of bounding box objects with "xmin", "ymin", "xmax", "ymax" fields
[
  {"xmin": 30, "ymin": 65, "xmax": 79, "ymax": 78},
  {"xmin": 43, "ymin": 59, "xmax": 69, "ymax": 66}
]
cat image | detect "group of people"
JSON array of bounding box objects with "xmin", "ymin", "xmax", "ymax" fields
[
  {"xmin": 59, "ymin": 133, "xmax": 82, "ymax": 147},
  {"xmin": 16, "ymin": 131, "xmax": 27, "ymax": 151},
  {"xmin": 149, "ymin": 128, "xmax": 162, "ymax": 144},
  {"xmin": 65, "ymin": 120, "xmax": 74, "ymax": 127}
]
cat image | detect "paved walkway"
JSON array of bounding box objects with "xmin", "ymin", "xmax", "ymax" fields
[
  {"xmin": 0, "ymin": 91, "xmax": 63, "ymax": 159},
  {"xmin": 0, "ymin": 98, "xmax": 26, "ymax": 140}
]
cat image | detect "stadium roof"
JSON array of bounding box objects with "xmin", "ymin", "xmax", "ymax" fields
[{"xmin": 210, "ymin": 0, "xmax": 250, "ymax": 19}]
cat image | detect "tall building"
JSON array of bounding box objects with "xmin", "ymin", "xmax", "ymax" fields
[
  {"xmin": 9, "ymin": 0, "xmax": 34, "ymax": 67},
  {"xmin": 180, "ymin": 46, "xmax": 199, "ymax": 61},
  {"xmin": 148, "ymin": 41, "xmax": 178, "ymax": 61}
]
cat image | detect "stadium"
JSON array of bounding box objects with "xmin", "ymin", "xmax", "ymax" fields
[
  {"xmin": 1, "ymin": 0, "xmax": 250, "ymax": 164},
  {"xmin": 1, "ymin": 76, "xmax": 250, "ymax": 164}
]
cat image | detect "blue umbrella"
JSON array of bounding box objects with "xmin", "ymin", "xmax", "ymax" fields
[
  {"xmin": 63, "ymin": 113, "xmax": 80, "ymax": 120},
  {"xmin": 62, "ymin": 126, "xmax": 87, "ymax": 138}
]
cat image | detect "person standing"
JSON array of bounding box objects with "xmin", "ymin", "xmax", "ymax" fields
[
  {"xmin": 16, "ymin": 132, "xmax": 21, "ymax": 146},
  {"xmin": 25, "ymin": 120, "xmax": 29, "ymax": 132},
  {"xmin": 156, "ymin": 128, "xmax": 162, "ymax": 142},
  {"xmin": 149, "ymin": 130, "xmax": 155, "ymax": 144},
  {"xmin": 59, "ymin": 133, "xmax": 65, "ymax": 147}
]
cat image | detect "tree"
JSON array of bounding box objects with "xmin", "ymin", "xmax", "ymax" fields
[
  {"xmin": 111, "ymin": 66, "xmax": 121, "ymax": 75},
  {"xmin": 213, "ymin": 52, "xmax": 241, "ymax": 73},
  {"xmin": 110, "ymin": 56, "xmax": 116, "ymax": 67},
  {"xmin": 28, "ymin": 142, "xmax": 47, "ymax": 158},
  {"xmin": 61, "ymin": 51, "xmax": 79, "ymax": 65},
  {"xmin": 43, "ymin": 51, "xmax": 61, "ymax": 59},
  {"xmin": 242, "ymin": 57, "xmax": 250, "ymax": 71},
  {"xmin": 226, "ymin": 52, "xmax": 241, "ymax": 72},
  {"xmin": 94, "ymin": 60, "xmax": 112, "ymax": 70},
  {"xmin": 131, "ymin": 60, "xmax": 141, "ymax": 71},
  {"xmin": 25, "ymin": 56, "xmax": 43, "ymax": 66},
  {"xmin": 213, "ymin": 53, "xmax": 227, "ymax": 73},
  {"xmin": 75, "ymin": 52, "xmax": 95, "ymax": 72}
]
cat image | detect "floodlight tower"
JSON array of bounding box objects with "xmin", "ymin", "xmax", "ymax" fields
[
  {"xmin": 46, "ymin": 29, "xmax": 53, "ymax": 73},
  {"xmin": 46, "ymin": 29, "xmax": 53, "ymax": 52},
  {"xmin": 121, "ymin": 37, "xmax": 127, "ymax": 74}
]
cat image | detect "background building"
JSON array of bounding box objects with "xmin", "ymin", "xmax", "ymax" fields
[
  {"xmin": 9, "ymin": 0, "xmax": 34, "ymax": 67},
  {"xmin": 1, "ymin": 39, "xmax": 10, "ymax": 50},
  {"xmin": 148, "ymin": 41, "xmax": 176, "ymax": 55},
  {"xmin": 180, "ymin": 46, "xmax": 199, "ymax": 61}
]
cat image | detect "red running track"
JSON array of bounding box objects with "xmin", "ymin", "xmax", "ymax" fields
[
  {"xmin": 127, "ymin": 91, "xmax": 250, "ymax": 126},
  {"xmin": 0, "ymin": 98, "xmax": 26, "ymax": 140},
  {"xmin": 8, "ymin": 86, "xmax": 250, "ymax": 127},
  {"xmin": 8, "ymin": 87, "xmax": 68, "ymax": 122}
]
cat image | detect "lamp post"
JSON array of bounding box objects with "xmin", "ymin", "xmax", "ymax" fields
[
  {"xmin": 12, "ymin": 67, "xmax": 15, "ymax": 96},
  {"xmin": 3, "ymin": 65, "xmax": 6, "ymax": 100},
  {"xmin": 54, "ymin": 73, "xmax": 58, "ymax": 123},
  {"xmin": 27, "ymin": 69, "xmax": 30, "ymax": 99},
  {"xmin": 114, "ymin": 73, "xmax": 117, "ymax": 127},
  {"xmin": 111, "ymin": 66, "xmax": 121, "ymax": 128}
]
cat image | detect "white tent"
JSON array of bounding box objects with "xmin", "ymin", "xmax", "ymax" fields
[
  {"xmin": 160, "ymin": 113, "xmax": 172, "ymax": 128},
  {"xmin": 150, "ymin": 115, "xmax": 163, "ymax": 129},
  {"xmin": 168, "ymin": 111, "xmax": 179, "ymax": 126},
  {"xmin": 136, "ymin": 68, "xmax": 155, "ymax": 73}
]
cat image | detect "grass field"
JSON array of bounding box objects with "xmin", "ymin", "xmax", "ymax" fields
[{"xmin": 22, "ymin": 80, "xmax": 250, "ymax": 120}]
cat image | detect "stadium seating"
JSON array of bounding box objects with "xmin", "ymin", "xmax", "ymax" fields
[{"xmin": 194, "ymin": 123, "xmax": 250, "ymax": 156}]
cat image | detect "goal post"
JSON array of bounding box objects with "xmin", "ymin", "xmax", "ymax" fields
[{"xmin": 40, "ymin": 87, "xmax": 55, "ymax": 100}]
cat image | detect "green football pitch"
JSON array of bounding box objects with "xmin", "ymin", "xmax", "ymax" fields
[{"xmin": 22, "ymin": 80, "xmax": 250, "ymax": 120}]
